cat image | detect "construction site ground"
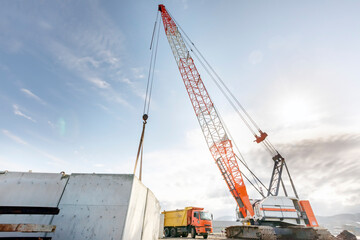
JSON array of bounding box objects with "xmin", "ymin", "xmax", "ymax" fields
[{"xmin": 161, "ymin": 233, "xmax": 228, "ymax": 240}]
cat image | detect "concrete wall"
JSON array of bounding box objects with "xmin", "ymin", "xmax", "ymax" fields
[{"xmin": 0, "ymin": 171, "xmax": 160, "ymax": 240}]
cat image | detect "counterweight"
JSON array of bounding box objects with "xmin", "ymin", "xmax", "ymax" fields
[{"xmin": 158, "ymin": 4, "xmax": 254, "ymax": 217}]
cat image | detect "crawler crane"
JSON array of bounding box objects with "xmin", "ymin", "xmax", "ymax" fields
[{"xmin": 158, "ymin": 5, "xmax": 334, "ymax": 239}]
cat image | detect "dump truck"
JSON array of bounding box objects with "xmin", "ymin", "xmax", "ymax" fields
[{"xmin": 162, "ymin": 207, "xmax": 213, "ymax": 239}]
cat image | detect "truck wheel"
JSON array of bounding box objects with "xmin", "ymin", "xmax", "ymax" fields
[
  {"xmin": 203, "ymin": 233, "xmax": 208, "ymax": 239},
  {"xmin": 164, "ymin": 228, "xmax": 170, "ymax": 237},
  {"xmin": 170, "ymin": 227, "xmax": 177, "ymax": 237},
  {"xmin": 191, "ymin": 227, "xmax": 196, "ymax": 238},
  {"xmin": 182, "ymin": 232, "xmax": 188, "ymax": 237}
]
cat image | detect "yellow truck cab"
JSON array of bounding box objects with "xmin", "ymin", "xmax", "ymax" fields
[{"xmin": 162, "ymin": 207, "xmax": 213, "ymax": 239}]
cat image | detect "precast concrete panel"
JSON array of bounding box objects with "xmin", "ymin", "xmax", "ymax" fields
[
  {"xmin": 0, "ymin": 172, "xmax": 161, "ymax": 239},
  {"xmin": 0, "ymin": 172, "xmax": 68, "ymax": 238},
  {"xmin": 49, "ymin": 174, "xmax": 134, "ymax": 240},
  {"xmin": 50, "ymin": 205, "xmax": 128, "ymax": 239},
  {"xmin": 122, "ymin": 177, "xmax": 148, "ymax": 240},
  {"xmin": 141, "ymin": 189, "xmax": 160, "ymax": 240},
  {"xmin": 0, "ymin": 172, "xmax": 68, "ymax": 206},
  {"xmin": 56, "ymin": 174, "xmax": 134, "ymax": 205}
]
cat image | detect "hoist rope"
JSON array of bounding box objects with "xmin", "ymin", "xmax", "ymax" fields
[
  {"xmin": 170, "ymin": 10, "xmax": 280, "ymax": 159},
  {"xmin": 168, "ymin": 10, "xmax": 262, "ymax": 133},
  {"xmin": 166, "ymin": 10, "xmax": 284, "ymax": 197},
  {"xmin": 169, "ymin": 11, "xmax": 266, "ymax": 196},
  {"xmin": 215, "ymin": 105, "xmax": 264, "ymax": 196},
  {"xmin": 134, "ymin": 11, "xmax": 161, "ymax": 181}
]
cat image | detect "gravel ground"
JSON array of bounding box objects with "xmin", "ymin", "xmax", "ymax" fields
[{"xmin": 160, "ymin": 233, "xmax": 227, "ymax": 240}]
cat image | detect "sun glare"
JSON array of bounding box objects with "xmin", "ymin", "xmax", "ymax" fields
[{"xmin": 278, "ymin": 96, "xmax": 317, "ymax": 126}]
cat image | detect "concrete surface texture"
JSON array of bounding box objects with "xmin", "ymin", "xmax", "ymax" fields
[{"xmin": 0, "ymin": 171, "xmax": 160, "ymax": 240}]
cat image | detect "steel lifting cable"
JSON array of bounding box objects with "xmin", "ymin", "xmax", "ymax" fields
[
  {"xmin": 169, "ymin": 10, "xmax": 266, "ymax": 196},
  {"xmin": 167, "ymin": 11, "xmax": 280, "ymax": 197},
  {"xmin": 168, "ymin": 9, "xmax": 263, "ymax": 190},
  {"xmin": 134, "ymin": 11, "xmax": 161, "ymax": 181},
  {"xmin": 184, "ymin": 34, "xmax": 263, "ymax": 191},
  {"xmin": 168, "ymin": 10, "xmax": 261, "ymax": 133},
  {"xmin": 171, "ymin": 11, "xmax": 278, "ymax": 159},
  {"xmin": 168, "ymin": 9, "xmax": 300, "ymax": 199},
  {"xmin": 215, "ymin": 105, "xmax": 265, "ymax": 196}
]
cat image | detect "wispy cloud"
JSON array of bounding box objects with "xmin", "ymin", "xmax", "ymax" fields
[
  {"xmin": 13, "ymin": 104, "xmax": 36, "ymax": 122},
  {"xmin": 2, "ymin": 1, "xmax": 129, "ymax": 108},
  {"xmin": 87, "ymin": 77, "xmax": 110, "ymax": 89},
  {"xmin": 35, "ymin": 1, "xmax": 131, "ymax": 107},
  {"xmin": 131, "ymin": 67, "xmax": 145, "ymax": 79},
  {"xmin": 37, "ymin": 149, "xmax": 67, "ymax": 165},
  {"xmin": 20, "ymin": 88, "xmax": 46, "ymax": 104},
  {"xmin": 2, "ymin": 129, "xmax": 67, "ymax": 166},
  {"xmin": 2, "ymin": 129, "xmax": 28, "ymax": 145}
]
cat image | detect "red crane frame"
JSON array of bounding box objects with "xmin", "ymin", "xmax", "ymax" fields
[{"xmin": 158, "ymin": 4, "xmax": 254, "ymax": 217}]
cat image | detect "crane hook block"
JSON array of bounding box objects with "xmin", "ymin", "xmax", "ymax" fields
[
  {"xmin": 142, "ymin": 114, "xmax": 148, "ymax": 121},
  {"xmin": 254, "ymin": 131, "xmax": 268, "ymax": 143}
]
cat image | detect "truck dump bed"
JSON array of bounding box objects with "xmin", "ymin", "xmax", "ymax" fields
[{"xmin": 162, "ymin": 207, "xmax": 203, "ymax": 227}]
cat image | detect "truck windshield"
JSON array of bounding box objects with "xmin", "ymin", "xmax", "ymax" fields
[{"xmin": 200, "ymin": 212, "xmax": 212, "ymax": 220}]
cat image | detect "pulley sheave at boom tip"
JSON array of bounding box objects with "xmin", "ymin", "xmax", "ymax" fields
[{"xmin": 158, "ymin": 4, "xmax": 254, "ymax": 217}]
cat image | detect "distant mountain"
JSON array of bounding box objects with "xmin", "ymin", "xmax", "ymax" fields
[
  {"xmin": 215, "ymin": 215, "xmax": 236, "ymax": 221},
  {"xmin": 317, "ymin": 213, "xmax": 360, "ymax": 237},
  {"xmin": 212, "ymin": 220, "xmax": 242, "ymax": 233}
]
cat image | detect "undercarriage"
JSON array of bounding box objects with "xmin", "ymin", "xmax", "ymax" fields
[{"xmin": 225, "ymin": 225, "xmax": 335, "ymax": 240}]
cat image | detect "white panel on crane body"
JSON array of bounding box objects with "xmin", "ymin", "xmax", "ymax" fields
[
  {"xmin": 0, "ymin": 172, "xmax": 161, "ymax": 240},
  {"xmin": 259, "ymin": 196, "xmax": 298, "ymax": 220}
]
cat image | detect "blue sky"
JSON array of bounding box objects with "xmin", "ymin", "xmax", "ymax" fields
[{"xmin": 1, "ymin": 0, "xmax": 359, "ymax": 219}]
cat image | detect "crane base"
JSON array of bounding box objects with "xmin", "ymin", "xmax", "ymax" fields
[{"xmin": 225, "ymin": 225, "xmax": 335, "ymax": 240}]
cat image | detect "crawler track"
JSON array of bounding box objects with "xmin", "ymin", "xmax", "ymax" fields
[{"xmin": 225, "ymin": 225, "xmax": 335, "ymax": 240}]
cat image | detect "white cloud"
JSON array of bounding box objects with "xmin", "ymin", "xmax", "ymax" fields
[
  {"xmin": 13, "ymin": 104, "xmax": 36, "ymax": 122},
  {"xmin": 87, "ymin": 77, "xmax": 110, "ymax": 89},
  {"xmin": 131, "ymin": 67, "xmax": 145, "ymax": 79},
  {"xmin": 2, "ymin": 129, "xmax": 28, "ymax": 145},
  {"xmin": 47, "ymin": 121, "xmax": 55, "ymax": 128},
  {"xmin": 96, "ymin": 104, "xmax": 110, "ymax": 112},
  {"xmin": 20, "ymin": 88, "xmax": 46, "ymax": 104},
  {"xmin": 133, "ymin": 120, "xmax": 360, "ymax": 219},
  {"xmin": 2, "ymin": 129, "xmax": 67, "ymax": 167},
  {"xmin": 37, "ymin": 149, "xmax": 67, "ymax": 165},
  {"xmin": 76, "ymin": 56, "xmax": 100, "ymax": 69}
]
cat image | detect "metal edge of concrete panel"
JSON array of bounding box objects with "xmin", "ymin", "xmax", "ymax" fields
[
  {"xmin": 141, "ymin": 188, "xmax": 161, "ymax": 240},
  {"xmin": 0, "ymin": 172, "xmax": 68, "ymax": 238},
  {"xmin": 122, "ymin": 177, "xmax": 149, "ymax": 240},
  {"xmin": 50, "ymin": 173, "xmax": 134, "ymax": 240}
]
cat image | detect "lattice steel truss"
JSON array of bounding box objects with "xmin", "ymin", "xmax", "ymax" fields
[{"xmin": 159, "ymin": 4, "xmax": 254, "ymax": 217}]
